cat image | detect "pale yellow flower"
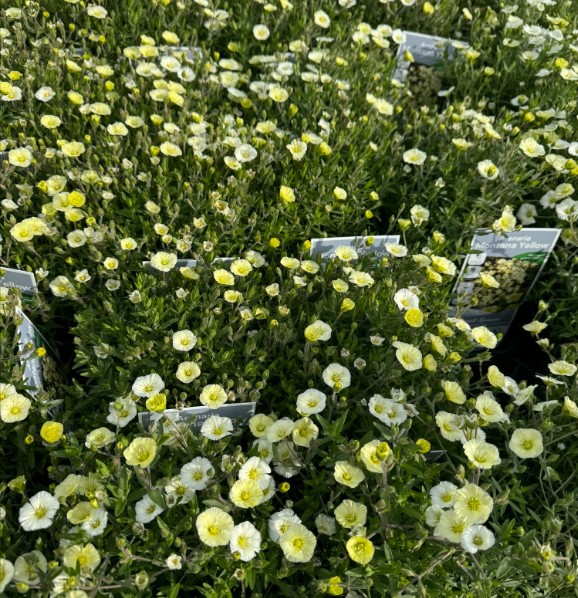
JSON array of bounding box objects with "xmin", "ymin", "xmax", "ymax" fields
[{"xmin": 123, "ymin": 437, "xmax": 157, "ymax": 468}]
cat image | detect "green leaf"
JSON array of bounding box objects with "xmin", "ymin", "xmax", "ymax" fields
[
  {"xmin": 496, "ymin": 557, "xmax": 513, "ymax": 579},
  {"xmin": 167, "ymin": 584, "xmax": 181, "ymax": 598}
]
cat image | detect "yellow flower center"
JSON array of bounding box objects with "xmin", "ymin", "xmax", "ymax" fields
[
  {"xmin": 237, "ymin": 536, "xmax": 248, "ymax": 548},
  {"xmin": 34, "ymin": 506, "xmax": 48, "ymax": 519}
]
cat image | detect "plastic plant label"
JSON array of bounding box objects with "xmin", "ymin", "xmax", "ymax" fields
[
  {"xmin": 453, "ymin": 228, "xmax": 561, "ymax": 336},
  {"xmin": 393, "ymin": 32, "xmax": 465, "ymax": 84},
  {"xmin": 16, "ymin": 309, "xmax": 44, "ymax": 396},
  {"xmin": 0, "ymin": 267, "xmax": 37, "ymax": 296},
  {"xmin": 139, "ymin": 402, "xmax": 257, "ymax": 432}
]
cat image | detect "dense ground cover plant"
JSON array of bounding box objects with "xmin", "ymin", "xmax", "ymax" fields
[{"xmin": 1, "ymin": 0, "xmax": 578, "ymax": 596}]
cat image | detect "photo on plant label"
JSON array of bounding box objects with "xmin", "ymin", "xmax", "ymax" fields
[
  {"xmin": 470, "ymin": 255, "xmax": 543, "ymax": 311},
  {"xmin": 405, "ymin": 63, "xmax": 451, "ymax": 110}
]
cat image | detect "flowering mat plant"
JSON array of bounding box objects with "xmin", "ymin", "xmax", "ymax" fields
[{"xmin": 1, "ymin": 0, "xmax": 578, "ymax": 596}]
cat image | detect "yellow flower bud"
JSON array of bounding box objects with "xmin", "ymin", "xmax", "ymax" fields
[
  {"xmin": 40, "ymin": 421, "xmax": 64, "ymax": 444},
  {"xmin": 341, "ymin": 298, "xmax": 355, "ymax": 312},
  {"xmin": 448, "ymin": 351, "xmax": 461, "ymax": 364},
  {"xmin": 145, "ymin": 393, "xmax": 167, "ymax": 413},
  {"xmin": 404, "ymin": 308, "xmax": 424, "ymax": 328},
  {"xmin": 423, "ymin": 354, "xmax": 437, "ymax": 372},
  {"xmin": 416, "ymin": 438, "xmax": 431, "ymax": 453},
  {"xmin": 554, "ymin": 57, "xmax": 569, "ymax": 69}
]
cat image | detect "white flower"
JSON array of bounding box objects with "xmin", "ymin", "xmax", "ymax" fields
[
  {"xmin": 0, "ymin": 559, "xmax": 14, "ymax": 593},
  {"xmin": 230, "ymin": 521, "xmax": 262, "ymax": 561},
  {"xmin": 269, "ymin": 509, "xmax": 301, "ymax": 543},
  {"xmin": 393, "ymin": 341, "xmax": 422, "ymax": 371},
  {"xmin": 519, "ymin": 137, "xmax": 545, "ymax": 157},
  {"xmin": 315, "ymin": 514, "xmax": 337, "ymax": 536},
  {"xmin": 234, "ymin": 144, "xmax": 257, "ymax": 163},
  {"xmin": 385, "ymin": 243, "xmax": 408, "ymax": 257},
  {"xmin": 172, "ymin": 329, "xmax": 198, "ymax": 352},
  {"xmin": 475, "ymin": 392, "xmax": 507, "ymax": 423},
  {"xmin": 509, "ymin": 428, "xmax": 543, "ymax": 458},
  {"xmin": 176, "ymin": 361, "xmax": 201, "ymax": 383},
  {"xmin": 0, "ymin": 383, "xmax": 17, "ymax": 401},
  {"xmin": 200, "ymin": 415, "xmax": 233, "ymax": 440},
  {"xmin": 135, "ymin": 495, "xmax": 163, "ymax": 524},
  {"xmin": 304, "ymin": 320, "xmax": 332, "ymax": 342},
  {"xmin": 239, "ymin": 457, "xmax": 272, "ymax": 490},
  {"xmin": 314, "ymin": 10, "xmax": 331, "ymax": 28},
  {"xmin": 19, "ymin": 491, "xmax": 59, "ymax": 531},
  {"xmin": 460, "ymin": 525, "xmax": 495, "ymax": 553},
  {"xmin": 150, "ymin": 251, "xmax": 177, "ymax": 272},
  {"xmin": 106, "ymin": 398, "xmax": 137, "ymax": 428},
  {"xmin": 556, "ymin": 198, "xmax": 578, "ymax": 222},
  {"xmin": 35, "ymin": 86, "xmax": 55, "ymax": 102},
  {"xmin": 517, "ymin": 203, "xmax": 537, "ymax": 225},
  {"xmin": 335, "ymin": 246, "xmax": 358, "ymax": 262},
  {"xmin": 434, "ymin": 510, "xmax": 470, "ymax": 543},
  {"xmin": 286, "ymin": 139, "xmax": 308, "ymax": 160},
  {"xmin": 165, "ymin": 476, "xmax": 196, "ymax": 505},
  {"xmin": 181, "ymin": 457, "xmax": 215, "ymax": 491},
  {"xmin": 430, "ymin": 481, "xmax": 458, "ymax": 509},
  {"xmin": 0, "ymin": 394, "xmax": 31, "ymax": 423},
  {"xmin": 199, "ymin": 384, "xmax": 228, "ymax": 409},
  {"xmin": 132, "ymin": 373, "xmax": 165, "ymax": 398},
  {"xmin": 13, "ymin": 551, "xmax": 47, "ymax": 584},
  {"xmin": 368, "ymin": 395, "xmax": 408, "ymax": 426},
  {"xmin": 166, "ymin": 554, "xmax": 182, "ymax": 570},
  {"xmin": 266, "ymin": 418, "xmax": 295, "ymax": 442},
  {"xmin": 87, "ymin": 4, "xmax": 108, "ymax": 18},
  {"xmin": 280, "ymin": 523, "xmax": 317, "ymax": 562},
  {"xmin": 81, "ymin": 508, "xmax": 108, "ymax": 537},
  {"xmin": 410, "ymin": 204, "xmax": 430, "ymax": 225},
  {"xmin": 425, "ymin": 505, "xmax": 443, "ymax": 527},
  {"xmin": 477, "ymin": 159, "xmax": 499, "ymax": 180},
  {"xmin": 548, "ymin": 360, "xmax": 577, "ymax": 376},
  {"xmin": 296, "ymin": 389, "xmax": 327, "ymax": 416},
  {"xmin": 349, "ymin": 271, "xmax": 374, "ymax": 287},
  {"xmin": 253, "ymin": 24, "xmax": 270, "ymax": 40},
  {"xmin": 463, "ymin": 439, "xmax": 501, "ymax": 470},
  {"xmin": 394, "ymin": 288, "xmax": 419, "ymax": 310},
  {"xmin": 471, "ymin": 326, "xmax": 498, "ymax": 349},
  {"xmin": 322, "ymin": 363, "xmax": 351, "ymax": 391},
  {"xmin": 403, "ymin": 148, "xmax": 427, "ymax": 166},
  {"xmin": 435, "ymin": 411, "xmax": 465, "ymax": 443}
]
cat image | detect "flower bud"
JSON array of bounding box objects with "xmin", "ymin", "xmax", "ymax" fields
[{"xmin": 134, "ymin": 571, "xmax": 149, "ymax": 590}]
